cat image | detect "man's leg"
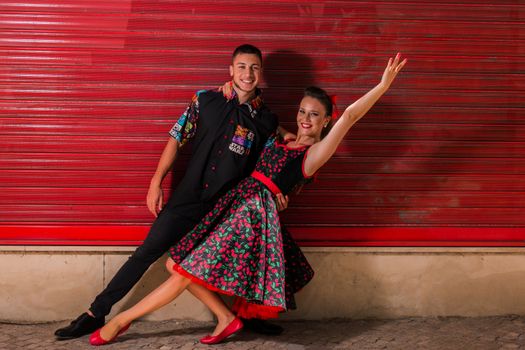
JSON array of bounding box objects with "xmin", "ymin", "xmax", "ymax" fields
[
  {"xmin": 89, "ymin": 211, "xmax": 198, "ymax": 318},
  {"xmin": 54, "ymin": 208, "xmax": 198, "ymax": 339}
]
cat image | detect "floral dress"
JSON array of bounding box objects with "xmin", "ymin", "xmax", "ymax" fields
[{"xmin": 169, "ymin": 135, "xmax": 315, "ymax": 319}]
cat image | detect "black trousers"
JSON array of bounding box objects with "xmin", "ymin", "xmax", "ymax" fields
[{"xmin": 89, "ymin": 205, "xmax": 203, "ymax": 318}]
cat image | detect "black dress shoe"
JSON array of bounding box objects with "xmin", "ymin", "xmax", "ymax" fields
[
  {"xmin": 54, "ymin": 312, "xmax": 105, "ymax": 340},
  {"xmin": 241, "ymin": 318, "xmax": 284, "ymax": 335}
]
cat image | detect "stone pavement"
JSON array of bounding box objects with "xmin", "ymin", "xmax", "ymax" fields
[{"xmin": 1, "ymin": 316, "xmax": 525, "ymax": 350}]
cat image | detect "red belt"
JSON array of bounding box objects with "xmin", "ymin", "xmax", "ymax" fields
[{"xmin": 251, "ymin": 170, "xmax": 282, "ymax": 195}]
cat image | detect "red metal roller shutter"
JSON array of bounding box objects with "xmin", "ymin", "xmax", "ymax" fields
[{"xmin": 0, "ymin": 1, "xmax": 524, "ymax": 246}]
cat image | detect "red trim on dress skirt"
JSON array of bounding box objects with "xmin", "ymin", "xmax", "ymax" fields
[
  {"xmin": 172, "ymin": 263, "xmax": 285, "ymax": 319},
  {"xmin": 251, "ymin": 170, "xmax": 282, "ymax": 195},
  {"xmin": 172, "ymin": 263, "xmax": 234, "ymax": 296}
]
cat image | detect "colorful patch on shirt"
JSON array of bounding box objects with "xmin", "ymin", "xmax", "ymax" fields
[
  {"xmin": 229, "ymin": 125, "xmax": 254, "ymax": 156},
  {"xmin": 168, "ymin": 91, "xmax": 203, "ymax": 145}
]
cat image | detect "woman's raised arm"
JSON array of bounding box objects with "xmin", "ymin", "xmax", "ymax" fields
[{"xmin": 303, "ymin": 53, "xmax": 407, "ymax": 176}]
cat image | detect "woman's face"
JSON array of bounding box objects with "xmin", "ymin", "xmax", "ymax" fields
[{"xmin": 296, "ymin": 96, "xmax": 330, "ymax": 140}]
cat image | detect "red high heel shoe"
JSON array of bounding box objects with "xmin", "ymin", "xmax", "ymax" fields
[
  {"xmin": 200, "ymin": 317, "xmax": 243, "ymax": 345},
  {"xmin": 89, "ymin": 323, "xmax": 130, "ymax": 346}
]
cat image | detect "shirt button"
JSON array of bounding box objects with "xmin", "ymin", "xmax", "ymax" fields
[
  {"xmin": 229, "ymin": 119, "xmax": 234, "ymax": 124},
  {"xmin": 218, "ymin": 150, "xmax": 222, "ymax": 155},
  {"xmin": 204, "ymin": 183, "xmax": 209, "ymax": 189},
  {"xmin": 223, "ymin": 135, "xmax": 228, "ymax": 139},
  {"xmin": 211, "ymin": 166, "xmax": 216, "ymax": 171}
]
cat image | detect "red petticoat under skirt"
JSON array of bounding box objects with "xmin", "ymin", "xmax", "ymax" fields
[{"xmin": 172, "ymin": 263, "xmax": 284, "ymax": 319}]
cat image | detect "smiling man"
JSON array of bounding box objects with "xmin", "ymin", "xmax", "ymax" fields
[
  {"xmin": 230, "ymin": 49, "xmax": 261, "ymax": 96},
  {"xmin": 55, "ymin": 44, "xmax": 284, "ymax": 340}
]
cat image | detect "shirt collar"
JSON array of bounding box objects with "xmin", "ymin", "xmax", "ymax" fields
[
  {"xmin": 231, "ymin": 87, "xmax": 264, "ymax": 111},
  {"xmin": 224, "ymin": 87, "xmax": 264, "ymax": 119}
]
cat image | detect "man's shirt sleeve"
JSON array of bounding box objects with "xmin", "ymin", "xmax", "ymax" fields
[{"xmin": 169, "ymin": 91, "xmax": 204, "ymax": 146}]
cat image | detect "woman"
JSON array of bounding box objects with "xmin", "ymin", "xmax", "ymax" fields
[{"xmin": 90, "ymin": 53, "xmax": 407, "ymax": 346}]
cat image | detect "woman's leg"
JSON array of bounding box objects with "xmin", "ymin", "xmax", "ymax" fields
[
  {"xmin": 100, "ymin": 257, "xmax": 238, "ymax": 340},
  {"xmin": 186, "ymin": 283, "xmax": 236, "ymax": 336},
  {"xmin": 166, "ymin": 258, "xmax": 236, "ymax": 336},
  {"xmin": 98, "ymin": 259, "xmax": 192, "ymax": 340}
]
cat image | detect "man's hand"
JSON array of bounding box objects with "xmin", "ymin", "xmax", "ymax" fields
[
  {"xmin": 277, "ymin": 126, "xmax": 296, "ymax": 141},
  {"xmin": 218, "ymin": 81, "xmax": 234, "ymax": 100},
  {"xmin": 282, "ymin": 131, "xmax": 297, "ymax": 141},
  {"xmin": 275, "ymin": 193, "xmax": 289, "ymax": 212},
  {"xmin": 147, "ymin": 184, "xmax": 164, "ymax": 217}
]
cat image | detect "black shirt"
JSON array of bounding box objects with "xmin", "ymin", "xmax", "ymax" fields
[{"xmin": 166, "ymin": 89, "xmax": 278, "ymax": 219}]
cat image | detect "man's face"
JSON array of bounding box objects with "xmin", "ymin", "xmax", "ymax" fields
[{"xmin": 229, "ymin": 53, "xmax": 262, "ymax": 95}]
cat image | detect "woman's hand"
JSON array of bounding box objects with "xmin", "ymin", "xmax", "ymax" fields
[
  {"xmin": 380, "ymin": 53, "xmax": 407, "ymax": 90},
  {"xmin": 275, "ymin": 193, "xmax": 289, "ymax": 212}
]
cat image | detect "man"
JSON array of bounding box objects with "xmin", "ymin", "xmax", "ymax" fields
[{"xmin": 55, "ymin": 44, "xmax": 286, "ymax": 339}]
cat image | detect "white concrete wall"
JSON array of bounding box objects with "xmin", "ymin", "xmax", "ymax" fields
[{"xmin": 1, "ymin": 246, "xmax": 525, "ymax": 323}]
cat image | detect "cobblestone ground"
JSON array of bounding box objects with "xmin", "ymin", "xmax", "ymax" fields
[{"xmin": 1, "ymin": 316, "xmax": 525, "ymax": 350}]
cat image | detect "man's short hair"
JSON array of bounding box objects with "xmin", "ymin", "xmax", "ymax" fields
[{"xmin": 232, "ymin": 44, "xmax": 263, "ymax": 65}]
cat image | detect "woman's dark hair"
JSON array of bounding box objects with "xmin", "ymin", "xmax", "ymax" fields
[
  {"xmin": 232, "ymin": 44, "xmax": 263, "ymax": 65},
  {"xmin": 304, "ymin": 86, "xmax": 333, "ymax": 117}
]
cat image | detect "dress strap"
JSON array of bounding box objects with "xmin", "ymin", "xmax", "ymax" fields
[{"xmin": 251, "ymin": 171, "xmax": 282, "ymax": 195}]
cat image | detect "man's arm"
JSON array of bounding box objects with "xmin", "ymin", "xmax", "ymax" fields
[
  {"xmin": 147, "ymin": 137, "xmax": 180, "ymax": 217},
  {"xmin": 147, "ymin": 90, "xmax": 201, "ymax": 216}
]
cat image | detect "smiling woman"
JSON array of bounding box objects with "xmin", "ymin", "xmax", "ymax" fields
[{"xmin": 296, "ymin": 86, "xmax": 333, "ymax": 141}]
